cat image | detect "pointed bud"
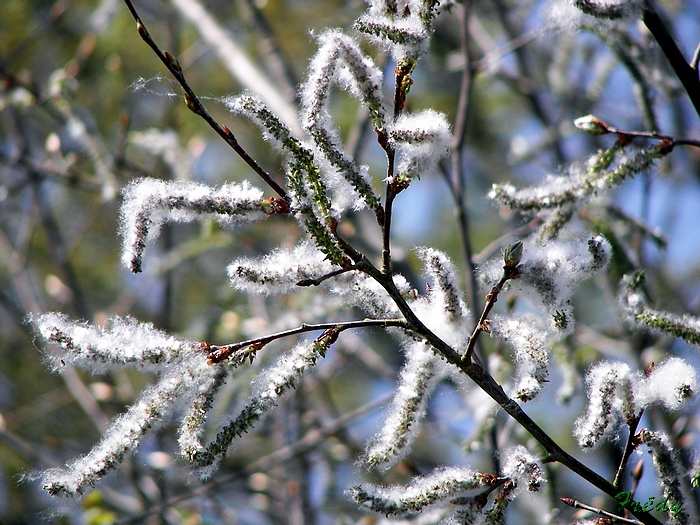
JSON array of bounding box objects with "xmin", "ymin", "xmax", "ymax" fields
[
  {"xmin": 574, "ymin": 114, "xmax": 609, "ymax": 135},
  {"xmin": 136, "ymin": 20, "xmax": 148, "ymax": 39},
  {"xmin": 163, "ymin": 51, "xmax": 182, "ymax": 72},
  {"xmin": 503, "ymin": 240, "xmax": 523, "ymax": 269},
  {"xmin": 632, "ymin": 459, "xmax": 644, "ymax": 482},
  {"xmin": 184, "ymin": 93, "xmax": 199, "ymax": 114}
]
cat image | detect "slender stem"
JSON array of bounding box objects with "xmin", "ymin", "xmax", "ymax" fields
[
  {"xmin": 237, "ymin": 0, "xmax": 299, "ymax": 104},
  {"xmin": 380, "ymin": 61, "xmax": 415, "ymax": 274},
  {"xmin": 296, "ymin": 266, "xmax": 358, "ymax": 287},
  {"xmin": 642, "ymin": 1, "xmax": 700, "ymax": 120},
  {"xmin": 560, "ymin": 498, "xmax": 643, "ymax": 525},
  {"xmin": 579, "ymin": 116, "xmax": 700, "ymax": 148},
  {"xmin": 605, "ymin": 125, "xmax": 700, "ymax": 148},
  {"xmin": 613, "ymin": 412, "xmax": 643, "ymax": 490},
  {"xmin": 205, "ymin": 318, "xmax": 407, "ymax": 364},
  {"xmin": 352, "ymin": 257, "xmax": 662, "ymax": 525},
  {"xmin": 463, "ymin": 270, "xmax": 513, "ymax": 362},
  {"xmin": 382, "ymin": 153, "xmax": 397, "ymax": 274},
  {"xmin": 123, "ymin": 0, "xmax": 289, "ymax": 201},
  {"xmin": 449, "ymin": 0, "xmax": 479, "ymax": 325}
]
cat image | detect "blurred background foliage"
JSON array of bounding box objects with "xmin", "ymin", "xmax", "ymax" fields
[{"xmin": 2, "ymin": 0, "xmax": 700, "ymax": 523}]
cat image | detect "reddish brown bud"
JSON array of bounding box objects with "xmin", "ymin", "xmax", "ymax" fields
[
  {"xmin": 163, "ymin": 51, "xmax": 182, "ymax": 72},
  {"xmin": 655, "ymin": 138, "xmax": 674, "ymax": 156},
  {"xmin": 184, "ymin": 93, "xmax": 199, "ymax": 114},
  {"xmin": 136, "ymin": 20, "xmax": 148, "ymax": 39}
]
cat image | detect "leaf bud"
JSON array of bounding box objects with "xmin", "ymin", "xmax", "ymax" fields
[
  {"xmin": 503, "ymin": 240, "xmax": 523, "ymax": 268},
  {"xmin": 184, "ymin": 93, "xmax": 199, "ymax": 114},
  {"xmin": 163, "ymin": 51, "xmax": 182, "ymax": 72},
  {"xmin": 574, "ymin": 114, "xmax": 609, "ymax": 135}
]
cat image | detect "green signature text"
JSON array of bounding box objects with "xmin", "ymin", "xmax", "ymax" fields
[{"xmin": 615, "ymin": 491, "xmax": 683, "ymax": 517}]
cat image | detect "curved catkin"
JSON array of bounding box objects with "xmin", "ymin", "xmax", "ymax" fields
[
  {"xmin": 299, "ymin": 30, "xmax": 384, "ymax": 213},
  {"xmin": 574, "ymin": 361, "xmax": 633, "ymax": 449},
  {"xmin": 119, "ymin": 179, "xmax": 265, "ymax": 273},
  {"xmin": 364, "ymin": 341, "xmax": 442, "ymax": 470},
  {"xmin": 348, "ymin": 467, "xmax": 487, "ymax": 517},
  {"xmin": 491, "ymin": 314, "xmax": 550, "ymax": 402},
  {"xmin": 227, "ymin": 241, "xmax": 337, "ymax": 295}
]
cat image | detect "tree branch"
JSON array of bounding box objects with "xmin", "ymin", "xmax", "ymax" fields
[
  {"xmin": 123, "ymin": 0, "xmax": 290, "ymax": 201},
  {"xmin": 204, "ymin": 318, "xmax": 408, "ymax": 364},
  {"xmin": 642, "ymin": 1, "xmax": 700, "ymax": 120}
]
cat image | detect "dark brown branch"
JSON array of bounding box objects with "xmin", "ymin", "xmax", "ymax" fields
[
  {"xmin": 613, "ymin": 411, "xmax": 644, "ymax": 490},
  {"xmin": 462, "ymin": 268, "xmax": 516, "ymax": 363},
  {"xmin": 642, "ymin": 2, "xmax": 700, "ymax": 120},
  {"xmin": 296, "ymin": 267, "xmax": 357, "ymax": 287},
  {"xmin": 204, "ymin": 318, "xmax": 407, "ymax": 364},
  {"xmin": 448, "ymin": 0, "xmax": 479, "ymax": 329},
  {"xmin": 123, "ymin": 0, "xmax": 289, "ymax": 201},
  {"xmin": 577, "ymin": 115, "xmax": 700, "ymax": 149},
  {"xmin": 350, "ymin": 255, "xmax": 663, "ymax": 525},
  {"xmin": 378, "ymin": 60, "xmax": 416, "ymax": 274},
  {"xmin": 463, "ymin": 242, "xmax": 522, "ymax": 362}
]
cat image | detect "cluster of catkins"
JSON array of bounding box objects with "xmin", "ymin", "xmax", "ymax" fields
[{"xmin": 27, "ymin": 0, "xmax": 700, "ymax": 523}]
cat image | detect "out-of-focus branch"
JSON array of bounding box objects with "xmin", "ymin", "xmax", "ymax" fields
[
  {"xmin": 169, "ymin": 0, "xmax": 302, "ymax": 136},
  {"xmin": 114, "ymin": 392, "xmax": 393, "ymax": 525},
  {"xmin": 236, "ymin": 0, "xmax": 299, "ymax": 105},
  {"xmin": 448, "ymin": 0, "xmax": 478, "ymax": 327}
]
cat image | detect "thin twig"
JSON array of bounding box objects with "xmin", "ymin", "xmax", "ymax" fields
[
  {"xmin": 170, "ymin": 0, "xmax": 300, "ymax": 134},
  {"xmin": 379, "ymin": 61, "xmax": 415, "ymax": 274},
  {"xmin": 123, "ymin": 0, "xmax": 289, "ymax": 201},
  {"xmin": 561, "ymin": 497, "xmax": 643, "ymax": 525},
  {"xmin": 204, "ymin": 318, "xmax": 408, "ymax": 364},
  {"xmin": 462, "ymin": 270, "xmax": 513, "ymax": 363},
  {"xmin": 296, "ymin": 266, "xmax": 358, "ymax": 287},
  {"xmin": 613, "ymin": 412, "xmax": 643, "ymax": 490},
  {"xmin": 448, "ymin": 0, "xmax": 478, "ymax": 328},
  {"xmin": 577, "ymin": 115, "xmax": 700, "ymax": 149},
  {"xmin": 236, "ymin": 0, "xmax": 299, "ymax": 104}
]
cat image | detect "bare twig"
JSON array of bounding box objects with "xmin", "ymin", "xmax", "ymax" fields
[
  {"xmin": 204, "ymin": 318, "xmax": 408, "ymax": 364},
  {"xmin": 642, "ymin": 1, "xmax": 700, "ymax": 119},
  {"xmin": 236, "ymin": 0, "xmax": 299, "ymax": 105},
  {"xmin": 379, "ymin": 61, "xmax": 416, "ymax": 274},
  {"xmin": 613, "ymin": 412, "xmax": 643, "ymax": 490},
  {"xmin": 123, "ymin": 0, "xmax": 290, "ymax": 201},
  {"xmin": 561, "ymin": 497, "xmax": 643, "ymax": 525},
  {"xmin": 463, "ymin": 242, "xmax": 522, "ymax": 362},
  {"xmin": 576, "ymin": 114, "xmax": 700, "ymax": 149},
  {"xmin": 447, "ymin": 0, "xmax": 478, "ymax": 329}
]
